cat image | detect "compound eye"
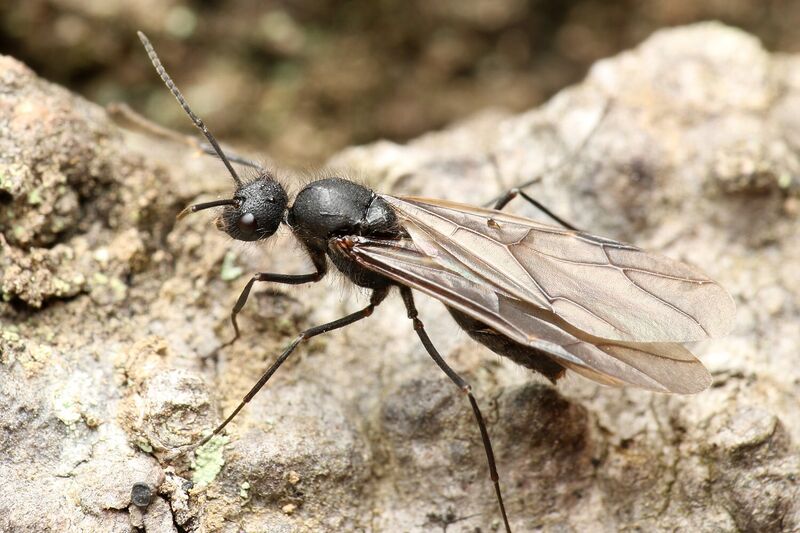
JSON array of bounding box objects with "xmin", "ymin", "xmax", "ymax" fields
[{"xmin": 238, "ymin": 212, "xmax": 257, "ymax": 235}]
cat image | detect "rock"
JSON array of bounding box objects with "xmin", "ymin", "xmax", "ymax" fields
[{"xmin": 1, "ymin": 21, "xmax": 798, "ymax": 532}]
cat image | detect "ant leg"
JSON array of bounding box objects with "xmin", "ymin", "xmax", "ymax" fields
[
  {"xmin": 222, "ymin": 270, "xmax": 323, "ymax": 350},
  {"xmin": 399, "ymin": 287, "xmax": 512, "ymax": 533},
  {"xmin": 485, "ymin": 155, "xmax": 578, "ymax": 231},
  {"xmin": 492, "ymin": 188, "xmax": 578, "ymax": 231},
  {"xmin": 221, "ymin": 246, "xmax": 327, "ymax": 350},
  {"xmin": 485, "ymin": 100, "xmax": 614, "ymax": 229},
  {"xmin": 196, "ymin": 287, "xmax": 389, "ymax": 448}
]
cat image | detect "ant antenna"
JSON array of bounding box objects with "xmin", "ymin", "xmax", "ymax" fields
[
  {"xmin": 137, "ymin": 31, "xmax": 243, "ymax": 188},
  {"xmin": 177, "ymin": 198, "xmax": 240, "ymax": 220}
]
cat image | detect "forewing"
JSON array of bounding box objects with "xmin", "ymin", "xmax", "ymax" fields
[
  {"xmin": 335, "ymin": 233, "xmax": 711, "ymax": 393},
  {"xmin": 380, "ymin": 195, "xmax": 735, "ymax": 343}
]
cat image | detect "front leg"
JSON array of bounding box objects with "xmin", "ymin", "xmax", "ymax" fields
[{"xmin": 222, "ymin": 248, "xmax": 327, "ymax": 349}]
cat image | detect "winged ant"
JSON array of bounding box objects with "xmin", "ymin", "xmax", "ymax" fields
[{"xmin": 138, "ymin": 32, "xmax": 735, "ymax": 532}]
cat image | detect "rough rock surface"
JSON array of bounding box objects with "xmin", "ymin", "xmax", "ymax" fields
[{"xmin": 1, "ymin": 22, "xmax": 798, "ymax": 532}]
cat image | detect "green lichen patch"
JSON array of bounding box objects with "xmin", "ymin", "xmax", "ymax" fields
[
  {"xmin": 220, "ymin": 251, "xmax": 243, "ymax": 282},
  {"xmin": 239, "ymin": 481, "xmax": 250, "ymax": 499},
  {"xmin": 0, "ymin": 327, "xmax": 24, "ymax": 365},
  {"xmin": 137, "ymin": 438, "xmax": 154, "ymax": 454},
  {"xmin": 192, "ymin": 434, "xmax": 229, "ymax": 486},
  {"xmin": 26, "ymin": 187, "xmax": 42, "ymax": 205}
]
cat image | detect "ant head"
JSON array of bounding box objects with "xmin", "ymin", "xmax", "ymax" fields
[
  {"xmin": 215, "ymin": 174, "xmax": 288, "ymax": 241},
  {"xmin": 176, "ymin": 172, "xmax": 288, "ymax": 242},
  {"xmin": 138, "ymin": 31, "xmax": 288, "ymax": 242}
]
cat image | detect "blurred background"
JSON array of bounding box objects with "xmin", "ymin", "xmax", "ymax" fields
[{"xmin": 1, "ymin": 0, "xmax": 799, "ymax": 167}]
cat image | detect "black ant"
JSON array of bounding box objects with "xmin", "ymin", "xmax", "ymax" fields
[{"xmin": 138, "ymin": 32, "xmax": 734, "ymax": 533}]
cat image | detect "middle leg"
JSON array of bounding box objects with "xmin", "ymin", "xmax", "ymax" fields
[{"xmin": 196, "ymin": 286, "xmax": 389, "ymax": 449}]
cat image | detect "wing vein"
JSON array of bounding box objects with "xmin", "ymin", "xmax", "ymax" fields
[
  {"xmin": 338, "ymin": 233, "xmax": 713, "ymax": 393},
  {"xmin": 406, "ymin": 202, "xmax": 661, "ymax": 335},
  {"xmin": 384, "ymin": 195, "xmax": 733, "ymax": 343},
  {"xmin": 416, "ymin": 210, "xmax": 554, "ymax": 308},
  {"xmin": 598, "ymin": 244, "xmax": 710, "ymax": 337},
  {"xmin": 550, "ymin": 295, "xmax": 629, "ymax": 334},
  {"xmin": 520, "ymin": 243, "xmax": 712, "ymax": 283},
  {"xmin": 598, "ymin": 343, "xmax": 699, "ymax": 363}
]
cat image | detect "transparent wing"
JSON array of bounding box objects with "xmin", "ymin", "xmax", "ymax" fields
[
  {"xmin": 335, "ymin": 233, "xmax": 712, "ymax": 393},
  {"xmin": 379, "ymin": 195, "xmax": 735, "ymax": 343}
]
